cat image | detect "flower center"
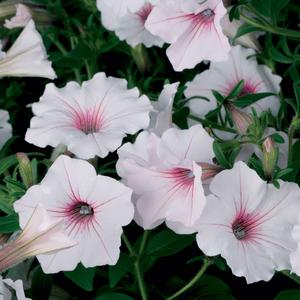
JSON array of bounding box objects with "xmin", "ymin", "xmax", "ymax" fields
[
  {"xmin": 232, "ymin": 219, "xmax": 247, "ymax": 240},
  {"xmin": 137, "ymin": 3, "xmax": 153, "ymax": 23},
  {"xmin": 194, "ymin": 8, "xmax": 215, "ymax": 24},
  {"xmin": 73, "ymin": 109, "xmax": 103, "ymax": 134},
  {"xmin": 164, "ymin": 168, "xmax": 195, "ymax": 188}
]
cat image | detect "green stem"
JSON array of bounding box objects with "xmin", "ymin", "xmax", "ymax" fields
[
  {"xmin": 122, "ymin": 233, "xmax": 148, "ymax": 300},
  {"xmin": 281, "ymin": 270, "xmax": 300, "ymax": 285},
  {"xmin": 85, "ymin": 60, "xmax": 93, "ymax": 79},
  {"xmin": 165, "ymin": 258, "xmax": 212, "ymax": 300},
  {"xmin": 134, "ymin": 259, "xmax": 148, "ymax": 300},
  {"xmin": 138, "ymin": 231, "xmax": 149, "ymax": 256},
  {"xmin": 240, "ymin": 14, "xmax": 300, "ymax": 40},
  {"xmin": 287, "ymin": 116, "xmax": 299, "ymax": 166}
]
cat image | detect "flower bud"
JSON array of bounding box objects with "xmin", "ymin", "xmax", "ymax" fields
[
  {"xmin": 131, "ymin": 44, "xmax": 149, "ymax": 73},
  {"xmin": 221, "ymin": 13, "xmax": 261, "ymax": 52},
  {"xmin": 262, "ymin": 137, "xmax": 278, "ymax": 178},
  {"xmin": 226, "ymin": 103, "xmax": 253, "ymax": 135},
  {"xmin": 0, "ymin": 204, "xmax": 76, "ymax": 272},
  {"xmin": 16, "ymin": 152, "xmax": 34, "ymax": 188}
]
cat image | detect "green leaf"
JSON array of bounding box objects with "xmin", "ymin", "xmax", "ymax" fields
[
  {"xmin": 108, "ymin": 254, "xmax": 134, "ymax": 288},
  {"xmin": 64, "ymin": 264, "xmax": 96, "ymax": 291},
  {"xmin": 233, "ymin": 23, "xmax": 259, "ymax": 41},
  {"xmin": 293, "ymin": 83, "xmax": 300, "ymax": 114},
  {"xmin": 211, "ymin": 90, "xmax": 225, "ymax": 104},
  {"xmin": 275, "ymin": 289, "xmax": 300, "ymax": 300},
  {"xmin": 0, "ymin": 213, "xmax": 20, "ymax": 233},
  {"xmin": 0, "ymin": 155, "xmax": 18, "ymax": 176},
  {"xmin": 31, "ymin": 266, "xmax": 53, "ymax": 300},
  {"xmin": 269, "ymin": 47, "xmax": 294, "ymax": 64},
  {"xmin": 94, "ymin": 293, "xmax": 134, "ymax": 300},
  {"xmin": 233, "ymin": 93, "xmax": 275, "ymax": 108},
  {"xmin": 213, "ymin": 141, "xmax": 231, "ymax": 168},
  {"xmin": 145, "ymin": 228, "xmax": 194, "ymax": 257},
  {"xmin": 226, "ymin": 80, "xmax": 244, "ymax": 100}
]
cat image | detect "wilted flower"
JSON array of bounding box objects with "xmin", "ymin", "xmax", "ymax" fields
[
  {"xmin": 14, "ymin": 155, "xmax": 134, "ymax": 273},
  {"xmin": 0, "ymin": 20, "xmax": 56, "ymax": 79},
  {"xmin": 25, "ymin": 72, "xmax": 152, "ymax": 159},
  {"xmin": 148, "ymin": 82, "xmax": 179, "ymax": 136},
  {"xmin": 0, "ymin": 204, "xmax": 75, "ymax": 273},
  {"xmin": 117, "ymin": 125, "xmax": 215, "ymax": 234},
  {"xmin": 4, "ymin": 4, "xmax": 32, "ymax": 29},
  {"xmin": 0, "ymin": 275, "xmax": 30, "ymax": 300},
  {"xmin": 145, "ymin": 0, "xmax": 231, "ymax": 71},
  {"xmin": 185, "ymin": 45, "xmax": 281, "ymax": 118},
  {"xmin": 196, "ymin": 161, "xmax": 300, "ymax": 283},
  {"xmin": 0, "ymin": 109, "xmax": 12, "ymax": 149}
]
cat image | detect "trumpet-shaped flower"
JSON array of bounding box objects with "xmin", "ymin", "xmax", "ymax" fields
[
  {"xmin": 145, "ymin": 0, "xmax": 230, "ymax": 71},
  {"xmin": 196, "ymin": 161, "xmax": 300, "ymax": 283},
  {"xmin": 0, "ymin": 276, "xmax": 30, "ymax": 300},
  {"xmin": 0, "ymin": 20, "xmax": 56, "ymax": 79},
  {"xmin": 117, "ymin": 125, "xmax": 215, "ymax": 233},
  {"xmin": 185, "ymin": 45, "xmax": 281, "ymax": 118},
  {"xmin": 0, "ymin": 110, "xmax": 12, "ymax": 149},
  {"xmin": 25, "ymin": 72, "xmax": 152, "ymax": 159},
  {"xmin": 0, "ymin": 204, "xmax": 75, "ymax": 273},
  {"xmin": 148, "ymin": 82, "xmax": 179, "ymax": 135},
  {"xmin": 115, "ymin": 0, "xmax": 164, "ymax": 48},
  {"xmin": 14, "ymin": 155, "xmax": 134, "ymax": 273},
  {"xmin": 4, "ymin": 4, "xmax": 32, "ymax": 29}
]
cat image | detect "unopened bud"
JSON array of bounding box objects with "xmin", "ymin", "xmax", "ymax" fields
[
  {"xmin": 131, "ymin": 44, "xmax": 149, "ymax": 73},
  {"xmin": 221, "ymin": 13, "xmax": 261, "ymax": 52},
  {"xmin": 227, "ymin": 103, "xmax": 253, "ymax": 135},
  {"xmin": 16, "ymin": 152, "xmax": 34, "ymax": 188},
  {"xmin": 262, "ymin": 137, "xmax": 278, "ymax": 178}
]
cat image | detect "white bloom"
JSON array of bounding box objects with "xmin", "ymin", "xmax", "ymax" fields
[
  {"xmin": 4, "ymin": 4, "xmax": 32, "ymax": 29},
  {"xmin": 25, "ymin": 72, "xmax": 152, "ymax": 159},
  {"xmin": 185, "ymin": 45, "xmax": 281, "ymax": 118},
  {"xmin": 196, "ymin": 161, "xmax": 300, "ymax": 283},
  {"xmin": 145, "ymin": 0, "xmax": 231, "ymax": 71},
  {"xmin": 117, "ymin": 125, "xmax": 215, "ymax": 234},
  {"xmin": 0, "ymin": 20, "xmax": 56, "ymax": 79},
  {"xmin": 148, "ymin": 82, "xmax": 179, "ymax": 136},
  {"xmin": 0, "ymin": 110, "xmax": 12, "ymax": 149},
  {"xmin": 14, "ymin": 155, "xmax": 134, "ymax": 273}
]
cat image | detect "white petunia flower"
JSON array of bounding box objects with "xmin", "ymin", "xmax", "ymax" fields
[
  {"xmin": 25, "ymin": 72, "xmax": 152, "ymax": 159},
  {"xmin": 0, "ymin": 20, "xmax": 56, "ymax": 79},
  {"xmin": 117, "ymin": 125, "xmax": 216, "ymax": 234},
  {"xmin": 145, "ymin": 0, "xmax": 231, "ymax": 71},
  {"xmin": 0, "ymin": 276, "xmax": 30, "ymax": 300},
  {"xmin": 185, "ymin": 45, "xmax": 281, "ymax": 118},
  {"xmin": 14, "ymin": 155, "xmax": 134, "ymax": 273},
  {"xmin": 196, "ymin": 161, "xmax": 300, "ymax": 283}
]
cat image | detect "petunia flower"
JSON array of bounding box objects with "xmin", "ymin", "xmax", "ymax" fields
[
  {"xmin": 148, "ymin": 82, "xmax": 179, "ymax": 136},
  {"xmin": 0, "ymin": 20, "xmax": 56, "ymax": 79},
  {"xmin": 96, "ymin": 0, "xmax": 144, "ymax": 30},
  {"xmin": 117, "ymin": 125, "xmax": 215, "ymax": 234},
  {"xmin": 4, "ymin": 4, "xmax": 32, "ymax": 29},
  {"xmin": 145, "ymin": 0, "xmax": 231, "ymax": 71},
  {"xmin": 0, "ymin": 276, "xmax": 30, "ymax": 300},
  {"xmin": 14, "ymin": 155, "xmax": 134, "ymax": 273},
  {"xmin": 0, "ymin": 204, "xmax": 75, "ymax": 273},
  {"xmin": 185, "ymin": 45, "xmax": 281, "ymax": 118},
  {"xmin": 196, "ymin": 161, "xmax": 300, "ymax": 283},
  {"xmin": 115, "ymin": 0, "xmax": 164, "ymax": 48},
  {"xmin": 25, "ymin": 72, "xmax": 152, "ymax": 159},
  {"xmin": 0, "ymin": 109, "xmax": 12, "ymax": 149}
]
